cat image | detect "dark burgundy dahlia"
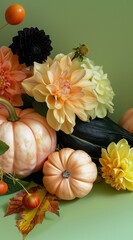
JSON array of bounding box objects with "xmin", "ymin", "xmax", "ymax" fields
[{"xmin": 9, "ymin": 27, "xmax": 53, "ymax": 67}]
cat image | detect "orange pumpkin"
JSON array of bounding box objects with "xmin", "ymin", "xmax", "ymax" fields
[
  {"xmin": 0, "ymin": 98, "xmax": 56, "ymax": 178},
  {"xmin": 118, "ymin": 108, "xmax": 133, "ymax": 134},
  {"xmin": 43, "ymin": 148, "xmax": 97, "ymax": 200}
]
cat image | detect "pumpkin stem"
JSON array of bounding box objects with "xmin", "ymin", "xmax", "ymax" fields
[
  {"xmin": 0, "ymin": 97, "xmax": 20, "ymax": 122},
  {"xmin": 62, "ymin": 170, "xmax": 70, "ymax": 178}
]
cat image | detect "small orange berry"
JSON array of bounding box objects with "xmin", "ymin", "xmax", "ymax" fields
[
  {"xmin": 0, "ymin": 180, "xmax": 8, "ymax": 194},
  {"xmin": 5, "ymin": 4, "xmax": 25, "ymax": 25}
]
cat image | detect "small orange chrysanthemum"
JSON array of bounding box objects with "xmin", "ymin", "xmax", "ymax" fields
[
  {"xmin": 100, "ymin": 139, "xmax": 133, "ymax": 191},
  {"xmin": 22, "ymin": 54, "xmax": 97, "ymax": 133},
  {"xmin": 0, "ymin": 46, "xmax": 30, "ymax": 106}
]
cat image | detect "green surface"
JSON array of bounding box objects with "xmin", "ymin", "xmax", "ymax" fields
[
  {"xmin": 0, "ymin": 0, "xmax": 133, "ymax": 239},
  {"xmin": 1, "ymin": 182, "xmax": 133, "ymax": 240}
]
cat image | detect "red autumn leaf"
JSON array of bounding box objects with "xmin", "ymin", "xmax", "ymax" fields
[{"xmin": 5, "ymin": 185, "xmax": 59, "ymax": 239}]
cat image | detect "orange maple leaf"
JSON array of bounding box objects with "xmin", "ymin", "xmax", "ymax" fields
[{"xmin": 5, "ymin": 186, "xmax": 59, "ymax": 239}]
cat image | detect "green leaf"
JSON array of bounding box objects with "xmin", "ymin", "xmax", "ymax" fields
[
  {"xmin": 3, "ymin": 174, "xmax": 29, "ymax": 195},
  {"xmin": 32, "ymin": 101, "xmax": 48, "ymax": 117},
  {"xmin": 0, "ymin": 140, "xmax": 9, "ymax": 155}
]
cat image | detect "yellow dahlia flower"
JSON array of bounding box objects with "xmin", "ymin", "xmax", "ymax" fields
[
  {"xmin": 99, "ymin": 139, "xmax": 133, "ymax": 191},
  {"xmin": 22, "ymin": 54, "xmax": 97, "ymax": 133},
  {"xmin": 81, "ymin": 57, "xmax": 115, "ymax": 119}
]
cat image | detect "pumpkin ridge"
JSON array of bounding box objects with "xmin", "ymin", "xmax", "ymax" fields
[
  {"xmin": 55, "ymin": 178, "xmax": 70, "ymax": 198},
  {"xmin": 70, "ymin": 175, "xmax": 93, "ymax": 184},
  {"xmin": 65, "ymin": 150, "xmax": 76, "ymax": 170},
  {"xmin": 52, "ymin": 176, "xmax": 63, "ymax": 196},
  {"xmin": 44, "ymin": 161, "xmax": 62, "ymax": 175},
  {"xmin": 58, "ymin": 149, "xmax": 67, "ymax": 169},
  {"xmin": 0, "ymin": 119, "xmax": 8, "ymax": 128},
  {"xmin": 48, "ymin": 158, "xmax": 63, "ymax": 172},
  {"xmin": 0, "ymin": 121, "xmax": 12, "ymax": 173},
  {"xmin": 22, "ymin": 117, "xmax": 55, "ymax": 152},
  {"xmin": 11, "ymin": 122, "xmax": 16, "ymax": 175},
  {"xmin": 19, "ymin": 119, "xmax": 38, "ymax": 171},
  {"xmin": 66, "ymin": 150, "xmax": 92, "ymax": 171},
  {"xmin": 70, "ymin": 161, "xmax": 92, "ymax": 171},
  {"xmin": 19, "ymin": 109, "xmax": 35, "ymax": 117},
  {"xmin": 67, "ymin": 178, "xmax": 76, "ymax": 197}
]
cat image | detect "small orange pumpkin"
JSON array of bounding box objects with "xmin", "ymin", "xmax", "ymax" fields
[
  {"xmin": 0, "ymin": 98, "xmax": 56, "ymax": 178},
  {"xmin": 43, "ymin": 148, "xmax": 97, "ymax": 200},
  {"xmin": 118, "ymin": 108, "xmax": 133, "ymax": 134}
]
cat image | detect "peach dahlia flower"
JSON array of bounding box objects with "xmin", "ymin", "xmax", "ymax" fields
[
  {"xmin": 22, "ymin": 54, "xmax": 97, "ymax": 133},
  {"xmin": 0, "ymin": 46, "xmax": 30, "ymax": 106}
]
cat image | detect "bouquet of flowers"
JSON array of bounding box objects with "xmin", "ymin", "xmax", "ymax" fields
[{"xmin": 0, "ymin": 4, "xmax": 133, "ymax": 239}]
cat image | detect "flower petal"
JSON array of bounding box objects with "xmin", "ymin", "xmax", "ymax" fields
[
  {"xmin": 64, "ymin": 103, "xmax": 75, "ymax": 125},
  {"xmin": 2, "ymin": 61, "xmax": 12, "ymax": 72},
  {"xmin": 107, "ymin": 142, "xmax": 117, "ymax": 157},
  {"xmin": 54, "ymin": 53, "xmax": 65, "ymax": 62},
  {"xmin": 46, "ymin": 109, "xmax": 61, "ymax": 131},
  {"xmin": 82, "ymin": 81, "xmax": 96, "ymax": 91},
  {"xmin": 10, "ymin": 94, "xmax": 23, "ymax": 106},
  {"xmin": 9, "ymin": 71, "xmax": 27, "ymax": 81},
  {"xmin": 94, "ymin": 103, "xmax": 107, "ymax": 118},
  {"xmin": 71, "ymin": 69, "xmax": 86, "ymax": 84},
  {"xmin": 34, "ymin": 62, "xmax": 50, "ymax": 85},
  {"xmin": 124, "ymin": 179, "xmax": 133, "ymax": 191},
  {"xmin": 69, "ymin": 58, "xmax": 81, "ymax": 74},
  {"xmin": 49, "ymin": 61, "xmax": 62, "ymax": 83},
  {"xmin": 6, "ymin": 81, "xmax": 22, "ymax": 95},
  {"xmin": 47, "ymin": 70, "xmax": 54, "ymax": 84},
  {"xmin": 69, "ymin": 92, "xmax": 84, "ymax": 100},
  {"xmin": 67, "ymin": 100, "xmax": 87, "ymax": 121},
  {"xmin": 84, "ymin": 69, "xmax": 93, "ymax": 80},
  {"xmin": 71, "ymin": 100, "xmax": 85, "ymax": 109},
  {"xmin": 124, "ymin": 171, "xmax": 133, "ymax": 182},
  {"xmin": 60, "ymin": 117, "xmax": 74, "ymax": 134},
  {"xmin": 53, "ymin": 108, "xmax": 65, "ymax": 124},
  {"xmin": 46, "ymin": 84, "xmax": 57, "ymax": 95},
  {"xmin": 22, "ymin": 81, "xmax": 37, "ymax": 96},
  {"xmin": 32, "ymin": 84, "xmax": 48, "ymax": 102},
  {"xmin": 60, "ymin": 55, "xmax": 72, "ymax": 72},
  {"xmin": 34, "ymin": 71, "xmax": 47, "ymax": 84},
  {"xmin": 83, "ymin": 92, "xmax": 97, "ymax": 111},
  {"xmin": 46, "ymin": 95, "xmax": 55, "ymax": 109},
  {"xmin": 117, "ymin": 139, "xmax": 128, "ymax": 149}
]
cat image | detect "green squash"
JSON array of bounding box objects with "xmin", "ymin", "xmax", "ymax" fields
[{"xmin": 57, "ymin": 117, "xmax": 133, "ymax": 164}]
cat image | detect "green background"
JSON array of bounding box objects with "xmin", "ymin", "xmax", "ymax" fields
[{"xmin": 0, "ymin": 0, "xmax": 133, "ymax": 239}]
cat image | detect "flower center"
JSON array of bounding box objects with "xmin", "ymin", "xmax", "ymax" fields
[
  {"xmin": 55, "ymin": 72, "xmax": 71, "ymax": 100},
  {"xmin": 0, "ymin": 70, "xmax": 10, "ymax": 94},
  {"xmin": 31, "ymin": 45, "xmax": 41, "ymax": 56},
  {"xmin": 59, "ymin": 79, "xmax": 71, "ymax": 95},
  {"xmin": 0, "ymin": 76, "xmax": 4, "ymax": 89}
]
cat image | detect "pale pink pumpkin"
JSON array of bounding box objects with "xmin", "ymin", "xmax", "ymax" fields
[
  {"xmin": 43, "ymin": 148, "xmax": 97, "ymax": 200},
  {"xmin": 0, "ymin": 103, "xmax": 56, "ymax": 178}
]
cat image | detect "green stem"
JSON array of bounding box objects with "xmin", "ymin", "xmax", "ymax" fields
[
  {"xmin": 1, "ymin": 168, "xmax": 29, "ymax": 194},
  {"xmin": 8, "ymin": 173, "xmax": 29, "ymax": 194},
  {"xmin": 0, "ymin": 23, "xmax": 9, "ymax": 31},
  {"xmin": 0, "ymin": 168, "xmax": 3, "ymax": 181},
  {"xmin": 0, "ymin": 97, "xmax": 20, "ymax": 122}
]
